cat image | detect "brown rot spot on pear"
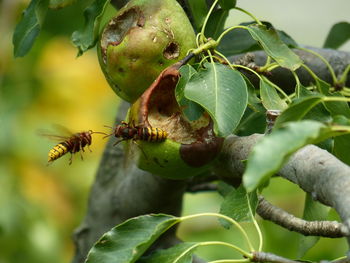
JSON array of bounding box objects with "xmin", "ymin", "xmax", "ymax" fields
[
  {"xmin": 100, "ymin": 7, "xmax": 145, "ymax": 64},
  {"xmin": 165, "ymin": 17, "xmax": 171, "ymax": 24},
  {"xmin": 163, "ymin": 42, "xmax": 180, "ymax": 60},
  {"xmin": 134, "ymin": 62, "xmax": 223, "ymax": 168}
]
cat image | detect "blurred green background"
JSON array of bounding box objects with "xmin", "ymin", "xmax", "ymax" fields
[{"xmin": 0, "ymin": 1, "xmax": 349, "ymax": 262}]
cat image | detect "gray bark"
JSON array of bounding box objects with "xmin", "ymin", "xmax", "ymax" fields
[
  {"xmin": 217, "ymin": 135, "xmax": 350, "ymax": 239},
  {"xmin": 72, "ymin": 103, "xmax": 187, "ymax": 263},
  {"xmin": 232, "ymin": 48, "xmax": 350, "ymax": 93}
]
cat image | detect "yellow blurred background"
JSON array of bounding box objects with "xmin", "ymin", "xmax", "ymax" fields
[{"xmin": 0, "ymin": 1, "xmax": 349, "ymax": 263}]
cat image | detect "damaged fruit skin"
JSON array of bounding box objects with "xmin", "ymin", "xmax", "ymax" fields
[
  {"xmin": 98, "ymin": 0, "xmax": 196, "ymax": 102},
  {"xmin": 125, "ymin": 62, "xmax": 224, "ymax": 180}
]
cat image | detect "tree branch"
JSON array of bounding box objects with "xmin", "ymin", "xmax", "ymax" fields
[
  {"xmin": 232, "ymin": 48, "xmax": 350, "ymax": 92},
  {"xmin": 257, "ymin": 196, "xmax": 349, "ymax": 238},
  {"xmin": 251, "ymin": 251, "xmax": 304, "ymax": 263},
  {"xmin": 216, "ymin": 134, "xmax": 350, "ymax": 245}
]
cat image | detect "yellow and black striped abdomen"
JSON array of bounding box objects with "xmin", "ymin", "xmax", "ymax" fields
[
  {"xmin": 139, "ymin": 127, "xmax": 167, "ymax": 142},
  {"xmin": 48, "ymin": 143, "xmax": 69, "ymax": 162}
]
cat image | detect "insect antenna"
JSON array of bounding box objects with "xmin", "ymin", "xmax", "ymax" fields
[
  {"xmin": 103, "ymin": 132, "xmax": 115, "ymax": 139},
  {"xmin": 90, "ymin": 130, "xmax": 108, "ymax": 136}
]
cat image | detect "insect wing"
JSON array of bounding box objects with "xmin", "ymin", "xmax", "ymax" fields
[
  {"xmin": 37, "ymin": 124, "xmax": 75, "ymax": 142},
  {"xmin": 37, "ymin": 129, "xmax": 71, "ymax": 142},
  {"xmin": 122, "ymin": 140, "xmax": 142, "ymax": 170},
  {"xmin": 51, "ymin": 124, "xmax": 75, "ymax": 137}
]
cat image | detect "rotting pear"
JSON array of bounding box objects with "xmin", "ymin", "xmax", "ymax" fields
[{"xmin": 98, "ymin": 0, "xmax": 196, "ymax": 102}]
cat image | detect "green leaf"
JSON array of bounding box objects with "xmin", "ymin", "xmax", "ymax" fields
[
  {"xmin": 139, "ymin": 242, "xmax": 196, "ymax": 263},
  {"xmin": 246, "ymin": 24, "xmax": 302, "ymax": 70},
  {"xmin": 205, "ymin": 9, "xmax": 229, "ymax": 39},
  {"xmin": 71, "ymin": 0, "xmax": 110, "ymax": 56},
  {"xmin": 218, "ymin": 0, "xmax": 236, "ymax": 10},
  {"xmin": 298, "ymin": 86, "xmax": 332, "ymax": 123},
  {"xmin": 176, "ymin": 65, "xmax": 204, "ymax": 121},
  {"xmin": 316, "ymin": 79, "xmax": 350, "ymax": 118},
  {"xmin": 332, "ymin": 115, "xmax": 350, "ymax": 164},
  {"xmin": 12, "ymin": 0, "xmax": 50, "ymax": 57},
  {"xmin": 243, "ymin": 120, "xmax": 332, "ymax": 192},
  {"xmin": 184, "ymin": 62, "xmax": 248, "ymax": 137},
  {"xmin": 260, "ymin": 78, "xmax": 288, "ymax": 111},
  {"xmin": 274, "ymin": 95, "xmax": 324, "ymax": 128},
  {"xmin": 236, "ymin": 110, "xmax": 266, "ymax": 136},
  {"xmin": 334, "ymin": 134, "xmax": 350, "ymax": 165},
  {"xmin": 298, "ymin": 193, "xmax": 330, "ymax": 257},
  {"xmin": 218, "ymin": 27, "xmax": 260, "ymax": 56},
  {"xmin": 85, "ymin": 214, "xmax": 179, "ymax": 263},
  {"xmin": 245, "ymin": 76, "xmax": 264, "ymax": 113},
  {"xmin": 219, "ymin": 185, "xmax": 258, "ymax": 228},
  {"xmin": 217, "ymin": 181, "xmax": 235, "ymax": 197},
  {"xmin": 218, "ymin": 21, "xmax": 298, "ymax": 57},
  {"xmin": 323, "ymin": 22, "xmax": 350, "ymax": 49},
  {"xmin": 187, "ymin": 0, "xmax": 208, "ymax": 31}
]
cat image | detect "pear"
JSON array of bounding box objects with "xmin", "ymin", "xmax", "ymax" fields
[
  {"xmin": 98, "ymin": 0, "xmax": 196, "ymax": 102},
  {"xmin": 125, "ymin": 62, "xmax": 223, "ymax": 180}
]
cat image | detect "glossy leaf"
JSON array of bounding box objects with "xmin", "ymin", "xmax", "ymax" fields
[
  {"xmin": 184, "ymin": 62, "xmax": 248, "ymax": 137},
  {"xmin": 12, "ymin": 0, "xmax": 50, "ymax": 57},
  {"xmin": 220, "ymin": 185, "xmax": 258, "ymax": 228},
  {"xmin": 218, "ymin": 0, "xmax": 236, "ymax": 10},
  {"xmin": 71, "ymin": 0, "xmax": 109, "ymax": 56},
  {"xmin": 332, "ymin": 115, "xmax": 350, "ymax": 164},
  {"xmin": 218, "ymin": 27, "xmax": 260, "ymax": 56},
  {"xmin": 298, "ymin": 194, "xmax": 330, "ymax": 257},
  {"xmin": 243, "ymin": 120, "xmax": 333, "ymax": 192},
  {"xmin": 205, "ymin": 9, "xmax": 229, "ymax": 39},
  {"xmin": 244, "ymin": 75, "xmax": 264, "ymax": 113},
  {"xmin": 217, "ymin": 181, "xmax": 235, "ymax": 197},
  {"xmin": 246, "ymin": 24, "xmax": 302, "ymax": 70},
  {"xmin": 323, "ymin": 22, "xmax": 350, "ymax": 49},
  {"xmin": 298, "ymin": 86, "xmax": 332, "ymax": 123},
  {"xmin": 176, "ymin": 65, "xmax": 203, "ymax": 121},
  {"xmin": 334, "ymin": 134, "xmax": 350, "ymax": 165},
  {"xmin": 236, "ymin": 110, "xmax": 266, "ymax": 136},
  {"xmin": 139, "ymin": 242, "xmax": 196, "ymax": 263},
  {"xmin": 85, "ymin": 214, "xmax": 179, "ymax": 263},
  {"xmin": 317, "ymin": 79, "xmax": 350, "ymax": 118},
  {"xmin": 218, "ymin": 21, "xmax": 297, "ymax": 57},
  {"xmin": 260, "ymin": 78, "xmax": 288, "ymax": 111},
  {"xmin": 187, "ymin": 0, "xmax": 208, "ymax": 31},
  {"xmin": 274, "ymin": 95, "xmax": 324, "ymax": 128}
]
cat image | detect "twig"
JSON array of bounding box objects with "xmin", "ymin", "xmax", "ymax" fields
[
  {"xmin": 187, "ymin": 182, "xmax": 218, "ymax": 193},
  {"xmin": 257, "ymin": 196, "xmax": 349, "ymax": 238},
  {"xmin": 252, "ymin": 251, "xmax": 304, "ymax": 263},
  {"xmin": 216, "ymin": 134, "xmax": 350, "ymax": 248}
]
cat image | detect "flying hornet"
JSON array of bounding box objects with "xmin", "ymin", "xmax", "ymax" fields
[{"xmin": 39, "ymin": 125, "xmax": 105, "ymax": 164}]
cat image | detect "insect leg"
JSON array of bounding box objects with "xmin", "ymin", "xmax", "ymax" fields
[
  {"xmin": 87, "ymin": 145, "xmax": 92, "ymax": 153},
  {"xmin": 69, "ymin": 154, "xmax": 74, "ymax": 165},
  {"xmin": 113, "ymin": 139, "xmax": 126, "ymax": 146},
  {"xmin": 132, "ymin": 140, "xmax": 148, "ymax": 160},
  {"xmin": 78, "ymin": 140, "xmax": 85, "ymax": 160}
]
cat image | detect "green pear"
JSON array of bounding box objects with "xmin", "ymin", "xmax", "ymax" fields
[
  {"xmin": 98, "ymin": 0, "xmax": 196, "ymax": 102},
  {"xmin": 124, "ymin": 63, "xmax": 224, "ymax": 180}
]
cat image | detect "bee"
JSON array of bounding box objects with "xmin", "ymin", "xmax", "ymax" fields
[
  {"xmin": 39, "ymin": 125, "xmax": 105, "ymax": 164},
  {"xmin": 108, "ymin": 121, "xmax": 168, "ymax": 146}
]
